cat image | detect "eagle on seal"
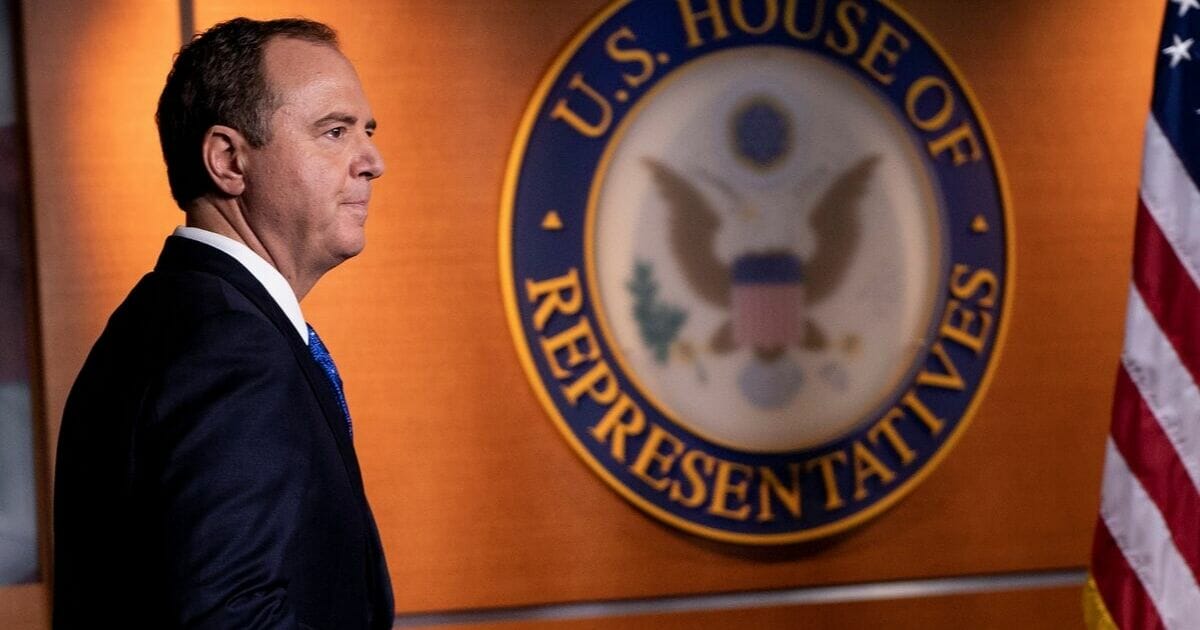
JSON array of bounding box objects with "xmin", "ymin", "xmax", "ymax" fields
[{"xmin": 642, "ymin": 154, "xmax": 879, "ymax": 364}]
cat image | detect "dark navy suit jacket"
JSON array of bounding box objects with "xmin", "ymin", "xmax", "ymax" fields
[{"xmin": 53, "ymin": 236, "xmax": 393, "ymax": 629}]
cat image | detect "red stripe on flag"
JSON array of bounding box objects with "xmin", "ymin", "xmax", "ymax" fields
[
  {"xmin": 1111, "ymin": 366, "xmax": 1200, "ymax": 584},
  {"xmin": 1092, "ymin": 517, "xmax": 1166, "ymax": 630},
  {"xmin": 1134, "ymin": 199, "xmax": 1200, "ymax": 384}
]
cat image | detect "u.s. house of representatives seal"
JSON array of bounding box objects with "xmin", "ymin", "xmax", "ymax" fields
[{"xmin": 500, "ymin": 0, "xmax": 1011, "ymax": 544}]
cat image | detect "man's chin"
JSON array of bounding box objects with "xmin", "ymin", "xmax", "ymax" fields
[
  {"xmin": 325, "ymin": 234, "xmax": 366, "ymax": 268},
  {"xmin": 337, "ymin": 243, "xmax": 365, "ymax": 262},
  {"xmin": 343, "ymin": 235, "xmax": 367, "ymax": 260}
]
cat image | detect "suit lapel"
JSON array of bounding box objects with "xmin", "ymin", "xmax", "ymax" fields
[{"xmin": 155, "ymin": 236, "xmax": 368, "ymax": 495}]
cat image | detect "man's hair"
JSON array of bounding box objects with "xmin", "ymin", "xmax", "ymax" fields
[{"xmin": 155, "ymin": 17, "xmax": 339, "ymax": 209}]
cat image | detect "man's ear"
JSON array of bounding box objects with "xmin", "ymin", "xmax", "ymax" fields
[{"xmin": 201, "ymin": 125, "xmax": 249, "ymax": 197}]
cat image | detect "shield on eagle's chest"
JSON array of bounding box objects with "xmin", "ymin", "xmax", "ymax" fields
[{"xmin": 730, "ymin": 253, "xmax": 805, "ymax": 350}]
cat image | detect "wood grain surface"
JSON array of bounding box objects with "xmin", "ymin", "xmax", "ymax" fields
[
  {"xmin": 7, "ymin": 0, "xmax": 1160, "ymax": 626},
  {"xmin": 425, "ymin": 584, "xmax": 1086, "ymax": 630}
]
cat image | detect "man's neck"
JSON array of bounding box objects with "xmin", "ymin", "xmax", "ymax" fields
[{"xmin": 185, "ymin": 197, "xmax": 317, "ymax": 300}]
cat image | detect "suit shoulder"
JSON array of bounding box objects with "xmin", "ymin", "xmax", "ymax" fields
[
  {"xmin": 77, "ymin": 269, "xmax": 295, "ymax": 383},
  {"xmin": 119, "ymin": 268, "xmax": 271, "ymax": 326}
]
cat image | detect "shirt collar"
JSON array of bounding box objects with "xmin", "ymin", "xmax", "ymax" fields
[{"xmin": 172, "ymin": 226, "xmax": 309, "ymax": 344}]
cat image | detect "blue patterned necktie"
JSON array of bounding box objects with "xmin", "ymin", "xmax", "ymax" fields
[{"xmin": 307, "ymin": 324, "xmax": 352, "ymax": 439}]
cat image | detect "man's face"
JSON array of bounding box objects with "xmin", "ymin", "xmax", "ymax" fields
[{"xmin": 240, "ymin": 37, "xmax": 384, "ymax": 279}]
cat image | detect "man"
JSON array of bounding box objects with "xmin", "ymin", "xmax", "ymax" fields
[{"xmin": 53, "ymin": 18, "xmax": 392, "ymax": 628}]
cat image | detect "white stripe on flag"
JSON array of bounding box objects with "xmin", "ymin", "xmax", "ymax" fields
[
  {"xmin": 1121, "ymin": 285, "xmax": 1200, "ymax": 495},
  {"xmin": 1100, "ymin": 438, "xmax": 1200, "ymax": 629},
  {"xmin": 1140, "ymin": 116, "xmax": 1200, "ymax": 287}
]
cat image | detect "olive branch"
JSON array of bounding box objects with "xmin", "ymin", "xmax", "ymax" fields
[{"xmin": 626, "ymin": 261, "xmax": 687, "ymax": 364}]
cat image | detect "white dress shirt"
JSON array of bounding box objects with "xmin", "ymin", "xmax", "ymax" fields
[{"xmin": 173, "ymin": 226, "xmax": 309, "ymax": 344}]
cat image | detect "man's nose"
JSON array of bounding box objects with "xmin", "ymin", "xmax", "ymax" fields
[{"xmin": 356, "ymin": 136, "xmax": 385, "ymax": 180}]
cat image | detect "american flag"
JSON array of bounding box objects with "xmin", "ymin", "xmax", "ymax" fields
[{"xmin": 1086, "ymin": 1, "xmax": 1200, "ymax": 627}]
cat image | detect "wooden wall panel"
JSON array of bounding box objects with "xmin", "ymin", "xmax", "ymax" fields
[
  {"xmin": 0, "ymin": 583, "xmax": 46, "ymax": 630},
  {"xmin": 13, "ymin": 0, "xmax": 1160, "ymax": 626},
  {"xmin": 198, "ymin": 0, "xmax": 1156, "ymax": 613},
  {"xmin": 194, "ymin": 0, "xmax": 1153, "ymax": 615},
  {"xmin": 10, "ymin": 1, "xmax": 180, "ymax": 626},
  {"xmin": 22, "ymin": 0, "xmax": 180, "ymax": 462},
  {"xmin": 429, "ymin": 585, "xmax": 1085, "ymax": 630}
]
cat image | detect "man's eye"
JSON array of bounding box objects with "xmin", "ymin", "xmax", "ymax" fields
[{"xmin": 325, "ymin": 126, "xmax": 346, "ymax": 139}]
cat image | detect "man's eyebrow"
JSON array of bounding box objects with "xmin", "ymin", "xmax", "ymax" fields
[{"xmin": 313, "ymin": 112, "xmax": 377, "ymax": 131}]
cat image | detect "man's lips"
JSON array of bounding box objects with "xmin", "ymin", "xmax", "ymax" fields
[{"xmin": 341, "ymin": 199, "xmax": 369, "ymax": 222}]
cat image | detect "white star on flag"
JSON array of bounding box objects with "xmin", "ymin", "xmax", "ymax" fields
[
  {"xmin": 1164, "ymin": 34, "xmax": 1195, "ymax": 67},
  {"xmin": 1174, "ymin": 0, "xmax": 1200, "ymax": 17}
]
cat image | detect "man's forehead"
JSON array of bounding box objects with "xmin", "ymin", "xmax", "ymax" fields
[
  {"xmin": 260, "ymin": 36, "xmax": 376, "ymax": 129},
  {"xmin": 262, "ymin": 36, "xmax": 355, "ymax": 93}
]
